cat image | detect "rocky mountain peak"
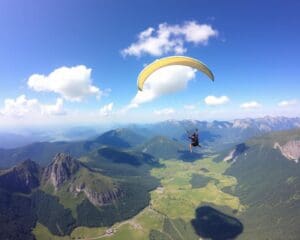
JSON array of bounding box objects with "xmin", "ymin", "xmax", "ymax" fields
[
  {"xmin": 42, "ymin": 152, "xmax": 123, "ymax": 207},
  {"xmin": 43, "ymin": 153, "xmax": 81, "ymax": 190},
  {"xmin": 0, "ymin": 159, "xmax": 41, "ymax": 193},
  {"xmin": 15, "ymin": 158, "xmax": 39, "ymax": 171}
]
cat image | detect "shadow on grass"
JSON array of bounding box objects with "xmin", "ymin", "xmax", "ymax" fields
[{"xmin": 191, "ymin": 206, "xmax": 243, "ymax": 240}]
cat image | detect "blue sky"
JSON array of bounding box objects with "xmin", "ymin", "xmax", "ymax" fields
[{"xmin": 0, "ymin": 0, "xmax": 299, "ymax": 127}]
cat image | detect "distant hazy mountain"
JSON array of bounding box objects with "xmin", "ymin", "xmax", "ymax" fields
[
  {"xmin": 132, "ymin": 116, "xmax": 300, "ymax": 151},
  {"xmin": 136, "ymin": 135, "xmax": 185, "ymax": 158},
  {"xmin": 0, "ymin": 128, "xmax": 147, "ymax": 168},
  {"xmin": 0, "ymin": 140, "xmax": 91, "ymax": 168},
  {"xmin": 1, "ymin": 116, "xmax": 299, "ymax": 168},
  {"xmin": 0, "ymin": 126, "xmax": 105, "ymax": 149},
  {"xmin": 56, "ymin": 126, "xmax": 100, "ymax": 141},
  {"xmin": 94, "ymin": 128, "xmax": 146, "ymax": 148},
  {"xmin": 222, "ymin": 129, "xmax": 300, "ymax": 239},
  {"xmin": 0, "ymin": 132, "xmax": 51, "ymax": 149},
  {"xmin": 135, "ymin": 135, "xmax": 202, "ymax": 161}
]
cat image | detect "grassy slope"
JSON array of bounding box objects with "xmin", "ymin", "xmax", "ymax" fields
[
  {"xmin": 150, "ymin": 158, "xmax": 244, "ymax": 220},
  {"xmin": 225, "ymin": 129, "xmax": 300, "ymax": 239},
  {"xmin": 33, "ymin": 223, "xmax": 70, "ymax": 240}
]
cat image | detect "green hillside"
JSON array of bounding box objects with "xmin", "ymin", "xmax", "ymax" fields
[
  {"xmin": 225, "ymin": 129, "xmax": 300, "ymax": 239},
  {"xmin": 41, "ymin": 151, "xmax": 159, "ymax": 235},
  {"xmin": 0, "ymin": 128, "xmax": 147, "ymax": 168},
  {"xmin": 94, "ymin": 128, "xmax": 147, "ymax": 148},
  {"xmin": 0, "ymin": 148, "xmax": 160, "ymax": 238},
  {"xmin": 135, "ymin": 135, "xmax": 203, "ymax": 161}
]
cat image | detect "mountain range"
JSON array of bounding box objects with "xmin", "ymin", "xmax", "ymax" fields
[
  {"xmin": 128, "ymin": 116, "xmax": 300, "ymax": 151},
  {"xmin": 0, "ymin": 148, "xmax": 159, "ymax": 239},
  {"xmin": 1, "ymin": 116, "xmax": 300, "ymax": 168},
  {"xmin": 0, "ymin": 116, "xmax": 299, "ymax": 239},
  {"xmin": 0, "ymin": 128, "xmax": 148, "ymax": 168}
]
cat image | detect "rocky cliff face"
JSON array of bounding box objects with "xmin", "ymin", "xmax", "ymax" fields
[
  {"xmin": 0, "ymin": 159, "xmax": 41, "ymax": 193},
  {"xmin": 223, "ymin": 143, "xmax": 249, "ymax": 163},
  {"xmin": 42, "ymin": 153, "xmax": 80, "ymax": 190},
  {"xmin": 70, "ymin": 183, "xmax": 122, "ymax": 207},
  {"xmin": 274, "ymin": 140, "xmax": 300, "ymax": 163},
  {"xmin": 43, "ymin": 152, "xmax": 122, "ymax": 206}
]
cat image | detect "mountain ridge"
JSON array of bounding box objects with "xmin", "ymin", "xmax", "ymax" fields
[{"xmin": 223, "ymin": 129, "xmax": 300, "ymax": 239}]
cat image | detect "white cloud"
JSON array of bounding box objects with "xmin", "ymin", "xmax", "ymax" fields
[
  {"xmin": 126, "ymin": 65, "xmax": 196, "ymax": 109},
  {"xmin": 204, "ymin": 95, "xmax": 229, "ymax": 106},
  {"xmin": 184, "ymin": 104, "xmax": 197, "ymax": 110},
  {"xmin": 154, "ymin": 108, "xmax": 175, "ymax": 116},
  {"xmin": 0, "ymin": 95, "xmax": 65, "ymax": 117},
  {"xmin": 42, "ymin": 98, "xmax": 65, "ymax": 115},
  {"xmin": 182, "ymin": 21, "xmax": 218, "ymax": 44},
  {"xmin": 278, "ymin": 99, "xmax": 298, "ymax": 107},
  {"xmin": 1, "ymin": 95, "xmax": 39, "ymax": 117},
  {"xmin": 27, "ymin": 65, "xmax": 101, "ymax": 102},
  {"xmin": 122, "ymin": 21, "xmax": 218, "ymax": 57},
  {"xmin": 240, "ymin": 101, "xmax": 261, "ymax": 109},
  {"xmin": 99, "ymin": 102, "xmax": 114, "ymax": 116}
]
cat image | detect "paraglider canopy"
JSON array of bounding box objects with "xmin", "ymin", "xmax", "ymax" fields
[{"xmin": 137, "ymin": 56, "xmax": 214, "ymax": 91}]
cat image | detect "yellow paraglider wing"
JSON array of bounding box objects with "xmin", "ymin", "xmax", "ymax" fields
[{"xmin": 137, "ymin": 56, "xmax": 214, "ymax": 91}]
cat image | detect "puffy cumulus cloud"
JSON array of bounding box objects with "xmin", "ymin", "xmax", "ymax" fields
[
  {"xmin": 204, "ymin": 95, "xmax": 229, "ymax": 106},
  {"xmin": 27, "ymin": 65, "xmax": 101, "ymax": 102},
  {"xmin": 240, "ymin": 101, "xmax": 261, "ymax": 109},
  {"xmin": 126, "ymin": 65, "xmax": 196, "ymax": 109},
  {"xmin": 99, "ymin": 102, "xmax": 114, "ymax": 116},
  {"xmin": 42, "ymin": 98, "xmax": 65, "ymax": 115},
  {"xmin": 278, "ymin": 99, "xmax": 298, "ymax": 107},
  {"xmin": 154, "ymin": 108, "xmax": 175, "ymax": 116},
  {"xmin": 1, "ymin": 95, "xmax": 39, "ymax": 117},
  {"xmin": 122, "ymin": 21, "xmax": 218, "ymax": 57},
  {"xmin": 0, "ymin": 95, "xmax": 65, "ymax": 117}
]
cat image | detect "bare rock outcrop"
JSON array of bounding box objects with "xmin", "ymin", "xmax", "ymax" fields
[
  {"xmin": 43, "ymin": 153, "xmax": 123, "ymax": 206},
  {"xmin": 274, "ymin": 141, "xmax": 300, "ymax": 163},
  {"xmin": 223, "ymin": 143, "xmax": 248, "ymax": 163},
  {"xmin": 69, "ymin": 181, "xmax": 122, "ymax": 207},
  {"xmin": 83, "ymin": 187, "xmax": 122, "ymax": 207},
  {"xmin": 42, "ymin": 153, "xmax": 80, "ymax": 190}
]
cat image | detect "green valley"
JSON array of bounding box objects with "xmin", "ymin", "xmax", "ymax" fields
[{"xmin": 36, "ymin": 157, "xmax": 244, "ymax": 240}]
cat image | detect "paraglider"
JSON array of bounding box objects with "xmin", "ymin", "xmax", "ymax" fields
[
  {"xmin": 188, "ymin": 129, "xmax": 201, "ymax": 153},
  {"xmin": 137, "ymin": 55, "xmax": 214, "ymax": 152},
  {"xmin": 137, "ymin": 55, "xmax": 214, "ymax": 91}
]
